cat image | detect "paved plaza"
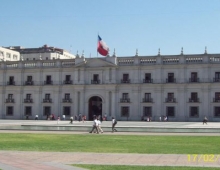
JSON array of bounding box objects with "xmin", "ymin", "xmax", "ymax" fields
[{"xmin": 0, "ymin": 120, "xmax": 219, "ymax": 170}]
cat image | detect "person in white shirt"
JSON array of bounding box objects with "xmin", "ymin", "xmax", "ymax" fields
[
  {"xmin": 112, "ymin": 117, "xmax": 117, "ymax": 132},
  {"xmin": 97, "ymin": 118, "xmax": 103, "ymax": 133},
  {"xmin": 35, "ymin": 114, "xmax": 38, "ymax": 120},
  {"xmin": 63, "ymin": 114, "xmax": 65, "ymax": 120},
  {"xmin": 89, "ymin": 116, "xmax": 99, "ymax": 134}
]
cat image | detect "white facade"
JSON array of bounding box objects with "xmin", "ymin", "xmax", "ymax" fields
[
  {"xmin": 0, "ymin": 53, "xmax": 220, "ymax": 122},
  {"xmin": 0, "ymin": 47, "xmax": 20, "ymax": 61}
]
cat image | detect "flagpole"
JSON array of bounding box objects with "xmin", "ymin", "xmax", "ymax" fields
[{"xmin": 97, "ymin": 33, "xmax": 99, "ymax": 58}]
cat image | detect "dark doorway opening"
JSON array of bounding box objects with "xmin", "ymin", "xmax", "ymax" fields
[{"xmin": 89, "ymin": 96, "xmax": 102, "ymax": 120}]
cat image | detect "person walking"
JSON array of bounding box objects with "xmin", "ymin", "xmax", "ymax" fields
[
  {"xmin": 203, "ymin": 116, "xmax": 208, "ymax": 125},
  {"xmin": 70, "ymin": 116, "xmax": 73, "ymax": 124},
  {"xmin": 89, "ymin": 116, "xmax": 99, "ymax": 134},
  {"xmin": 112, "ymin": 117, "xmax": 117, "ymax": 132},
  {"xmin": 35, "ymin": 114, "xmax": 38, "ymax": 120},
  {"xmin": 97, "ymin": 117, "xmax": 103, "ymax": 133},
  {"xmin": 63, "ymin": 114, "xmax": 65, "ymax": 120}
]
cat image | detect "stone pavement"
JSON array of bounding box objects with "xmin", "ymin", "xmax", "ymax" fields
[{"xmin": 0, "ymin": 150, "xmax": 220, "ymax": 170}]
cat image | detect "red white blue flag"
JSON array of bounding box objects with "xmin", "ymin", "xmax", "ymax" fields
[{"xmin": 97, "ymin": 35, "xmax": 109, "ymax": 56}]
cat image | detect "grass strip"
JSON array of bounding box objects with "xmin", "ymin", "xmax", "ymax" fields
[{"xmin": 0, "ymin": 133, "xmax": 219, "ymax": 154}]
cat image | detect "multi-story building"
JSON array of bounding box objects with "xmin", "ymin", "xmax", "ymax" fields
[
  {"xmin": 0, "ymin": 48, "xmax": 220, "ymax": 122},
  {"xmin": 0, "ymin": 47, "xmax": 20, "ymax": 61}
]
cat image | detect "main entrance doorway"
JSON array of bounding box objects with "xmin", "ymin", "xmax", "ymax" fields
[{"xmin": 88, "ymin": 96, "xmax": 102, "ymax": 120}]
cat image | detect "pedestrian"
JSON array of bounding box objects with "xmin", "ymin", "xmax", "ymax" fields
[
  {"xmin": 63, "ymin": 114, "xmax": 65, "ymax": 120},
  {"xmin": 74, "ymin": 115, "xmax": 78, "ymax": 121},
  {"xmin": 203, "ymin": 116, "xmax": 208, "ymax": 125},
  {"xmin": 97, "ymin": 117, "xmax": 103, "ymax": 133},
  {"xmin": 89, "ymin": 116, "xmax": 99, "ymax": 134},
  {"xmin": 112, "ymin": 117, "xmax": 117, "ymax": 132},
  {"xmin": 35, "ymin": 114, "xmax": 38, "ymax": 120},
  {"xmin": 159, "ymin": 116, "xmax": 161, "ymax": 121},
  {"xmin": 70, "ymin": 116, "xmax": 73, "ymax": 124}
]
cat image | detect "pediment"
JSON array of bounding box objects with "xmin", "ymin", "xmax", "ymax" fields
[{"xmin": 75, "ymin": 58, "xmax": 117, "ymax": 68}]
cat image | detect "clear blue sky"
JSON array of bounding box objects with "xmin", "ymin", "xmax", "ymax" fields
[{"xmin": 0, "ymin": 0, "xmax": 220, "ymax": 57}]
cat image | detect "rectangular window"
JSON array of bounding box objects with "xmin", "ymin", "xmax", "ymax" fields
[
  {"xmin": 166, "ymin": 107, "xmax": 175, "ymax": 117},
  {"xmin": 13, "ymin": 55, "xmax": 17, "ymax": 60},
  {"xmin": 0, "ymin": 51, "xmax": 3, "ymax": 57},
  {"xmin": 190, "ymin": 107, "xmax": 199, "ymax": 117},
  {"xmin": 144, "ymin": 93, "xmax": 151, "ymax": 99},
  {"xmin": 215, "ymin": 72, "xmax": 220, "ymax": 79},
  {"xmin": 215, "ymin": 92, "xmax": 220, "ymax": 100},
  {"xmin": 25, "ymin": 106, "xmax": 32, "ymax": 116},
  {"xmin": 26, "ymin": 94, "xmax": 31, "ymax": 99},
  {"xmin": 168, "ymin": 73, "xmax": 174, "ymax": 82},
  {"xmin": 168, "ymin": 93, "xmax": 174, "ymax": 99},
  {"xmin": 8, "ymin": 94, "xmax": 13, "ymax": 99},
  {"xmin": 123, "ymin": 74, "xmax": 129, "ymax": 81},
  {"xmin": 191, "ymin": 92, "xmax": 198, "ymax": 101},
  {"xmin": 6, "ymin": 106, "xmax": 13, "ymax": 116},
  {"xmin": 9, "ymin": 76, "xmax": 14, "ymax": 82},
  {"xmin": 6, "ymin": 53, "xmax": 11, "ymax": 58},
  {"xmin": 214, "ymin": 107, "xmax": 220, "ymax": 117},
  {"xmin": 122, "ymin": 93, "xmax": 129, "ymax": 99},
  {"xmin": 44, "ymin": 106, "xmax": 51, "ymax": 116},
  {"xmin": 27, "ymin": 76, "xmax": 32, "ymax": 81},
  {"xmin": 66, "ymin": 75, "xmax": 71, "ymax": 81},
  {"xmin": 191, "ymin": 72, "xmax": 198, "ymax": 82},
  {"xmin": 143, "ymin": 107, "xmax": 152, "ymax": 117},
  {"xmin": 46, "ymin": 75, "xmax": 51, "ymax": 81},
  {"xmin": 45, "ymin": 94, "xmax": 50, "ymax": 99},
  {"xmin": 65, "ymin": 93, "xmax": 70, "ymax": 99},
  {"xmin": 93, "ymin": 74, "xmax": 99, "ymax": 81},
  {"xmin": 145, "ymin": 73, "xmax": 151, "ymax": 80},
  {"xmin": 63, "ymin": 106, "xmax": 71, "ymax": 116},
  {"xmin": 121, "ymin": 106, "xmax": 129, "ymax": 117}
]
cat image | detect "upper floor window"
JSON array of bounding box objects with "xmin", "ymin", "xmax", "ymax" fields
[
  {"xmin": 190, "ymin": 72, "xmax": 199, "ymax": 82},
  {"xmin": 189, "ymin": 92, "xmax": 199, "ymax": 102},
  {"xmin": 13, "ymin": 55, "xmax": 17, "ymax": 60},
  {"xmin": 0, "ymin": 51, "xmax": 3, "ymax": 57},
  {"xmin": 214, "ymin": 72, "xmax": 220, "ymax": 82},
  {"xmin": 26, "ymin": 94, "xmax": 31, "ymax": 99},
  {"xmin": 122, "ymin": 93, "xmax": 129, "ymax": 99},
  {"xmin": 66, "ymin": 75, "xmax": 71, "ymax": 81},
  {"xmin": 64, "ymin": 93, "xmax": 70, "ymax": 100},
  {"xmin": 6, "ymin": 53, "xmax": 11, "ymax": 58},
  {"xmin": 27, "ymin": 76, "xmax": 32, "ymax": 81},
  {"xmin": 167, "ymin": 73, "xmax": 175, "ymax": 83},
  {"xmin": 93, "ymin": 74, "xmax": 99, "ymax": 81},
  {"xmin": 45, "ymin": 94, "xmax": 50, "ymax": 99},
  {"xmin": 143, "ymin": 73, "xmax": 152, "ymax": 83},
  {"xmin": 8, "ymin": 94, "xmax": 13, "ymax": 99},
  {"xmin": 121, "ymin": 74, "xmax": 130, "ymax": 83}
]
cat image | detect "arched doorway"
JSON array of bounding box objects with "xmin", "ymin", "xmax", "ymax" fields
[{"xmin": 88, "ymin": 96, "xmax": 102, "ymax": 120}]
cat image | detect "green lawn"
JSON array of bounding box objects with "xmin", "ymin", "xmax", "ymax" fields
[
  {"xmin": 73, "ymin": 165, "xmax": 220, "ymax": 170},
  {"xmin": 0, "ymin": 133, "xmax": 219, "ymax": 154}
]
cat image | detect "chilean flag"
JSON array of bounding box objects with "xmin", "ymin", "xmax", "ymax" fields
[{"xmin": 97, "ymin": 35, "xmax": 109, "ymax": 56}]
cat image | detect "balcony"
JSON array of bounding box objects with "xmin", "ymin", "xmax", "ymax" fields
[
  {"xmin": 7, "ymin": 81, "xmax": 15, "ymax": 85},
  {"xmin": 62, "ymin": 99, "xmax": 72, "ymax": 103},
  {"xmin": 189, "ymin": 78, "xmax": 199, "ymax": 83},
  {"xmin": 166, "ymin": 78, "xmax": 176, "ymax": 83},
  {"xmin": 63, "ymin": 80, "xmax": 73, "ymax": 84},
  {"xmin": 44, "ymin": 81, "xmax": 53, "ymax": 85},
  {"xmin": 189, "ymin": 98, "xmax": 199, "ymax": 102},
  {"xmin": 43, "ymin": 99, "xmax": 52, "ymax": 103},
  {"xmin": 213, "ymin": 78, "xmax": 220, "ymax": 82},
  {"xmin": 120, "ymin": 98, "xmax": 130, "ymax": 103},
  {"xmin": 121, "ymin": 79, "xmax": 130, "ymax": 83},
  {"xmin": 91, "ymin": 80, "xmax": 100, "ymax": 84},
  {"xmin": 213, "ymin": 98, "xmax": 220, "ymax": 102},
  {"xmin": 143, "ymin": 79, "xmax": 153, "ymax": 83},
  {"xmin": 24, "ymin": 99, "xmax": 33, "ymax": 103},
  {"xmin": 5, "ymin": 99, "xmax": 14, "ymax": 103},
  {"xmin": 165, "ymin": 98, "xmax": 176, "ymax": 103},
  {"xmin": 142, "ymin": 98, "xmax": 153, "ymax": 102},
  {"xmin": 25, "ymin": 81, "xmax": 34, "ymax": 85}
]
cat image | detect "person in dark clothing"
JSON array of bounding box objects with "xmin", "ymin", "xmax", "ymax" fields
[
  {"xmin": 203, "ymin": 116, "xmax": 208, "ymax": 125},
  {"xmin": 112, "ymin": 117, "xmax": 117, "ymax": 132}
]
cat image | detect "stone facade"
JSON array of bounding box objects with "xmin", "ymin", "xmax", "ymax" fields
[{"xmin": 0, "ymin": 52, "xmax": 220, "ymax": 122}]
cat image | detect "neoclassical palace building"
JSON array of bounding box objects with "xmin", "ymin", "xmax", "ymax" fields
[{"xmin": 0, "ymin": 45, "xmax": 220, "ymax": 121}]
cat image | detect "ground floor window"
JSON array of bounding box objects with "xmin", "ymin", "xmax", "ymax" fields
[
  {"xmin": 166, "ymin": 107, "xmax": 175, "ymax": 117},
  {"xmin": 63, "ymin": 106, "xmax": 71, "ymax": 116},
  {"xmin": 44, "ymin": 106, "xmax": 51, "ymax": 116},
  {"xmin": 6, "ymin": 106, "xmax": 13, "ymax": 116},
  {"xmin": 121, "ymin": 106, "xmax": 129, "ymax": 117},
  {"xmin": 214, "ymin": 107, "xmax": 220, "ymax": 117},
  {"xmin": 25, "ymin": 106, "xmax": 32, "ymax": 116},
  {"xmin": 190, "ymin": 106, "xmax": 199, "ymax": 117},
  {"xmin": 143, "ymin": 107, "xmax": 152, "ymax": 117}
]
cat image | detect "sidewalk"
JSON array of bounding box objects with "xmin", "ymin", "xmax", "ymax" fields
[{"xmin": 0, "ymin": 151, "xmax": 219, "ymax": 170}]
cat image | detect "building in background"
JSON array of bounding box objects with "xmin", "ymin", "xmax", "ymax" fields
[
  {"xmin": 0, "ymin": 47, "xmax": 20, "ymax": 61},
  {"xmin": 0, "ymin": 47, "xmax": 220, "ymax": 122}
]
